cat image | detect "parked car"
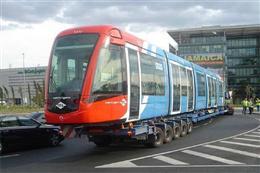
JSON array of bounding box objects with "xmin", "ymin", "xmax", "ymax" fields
[
  {"xmin": 29, "ymin": 112, "xmax": 46, "ymax": 124},
  {"xmin": 0, "ymin": 115, "xmax": 64, "ymax": 154}
]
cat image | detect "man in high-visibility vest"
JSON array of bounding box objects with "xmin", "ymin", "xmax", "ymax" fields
[
  {"xmin": 256, "ymin": 98, "xmax": 260, "ymax": 112},
  {"xmin": 241, "ymin": 98, "xmax": 248, "ymax": 114},
  {"xmin": 248, "ymin": 98, "xmax": 254, "ymax": 114}
]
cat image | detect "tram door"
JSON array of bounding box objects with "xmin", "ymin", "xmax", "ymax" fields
[{"xmin": 127, "ymin": 48, "xmax": 140, "ymax": 120}]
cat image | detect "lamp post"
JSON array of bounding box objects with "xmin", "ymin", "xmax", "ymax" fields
[{"xmin": 22, "ymin": 53, "xmax": 26, "ymax": 105}]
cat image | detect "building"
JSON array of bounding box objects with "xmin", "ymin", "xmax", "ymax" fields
[
  {"xmin": 168, "ymin": 24, "xmax": 260, "ymax": 102},
  {"xmin": 0, "ymin": 66, "xmax": 47, "ymax": 104}
]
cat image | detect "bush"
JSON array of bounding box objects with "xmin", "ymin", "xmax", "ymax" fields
[{"xmin": 0, "ymin": 105, "xmax": 43, "ymax": 114}]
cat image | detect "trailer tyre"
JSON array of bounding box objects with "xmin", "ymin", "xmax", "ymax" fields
[
  {"xmin": 180, "ymin": 122, "xmax": 188, "ymax": 137},
  {"xmin": 93, "ymin": 136, "xmax": 111, "ymax": 147},
  {"xmin": 163, "ymin": 125, "xmax": 173, "ymax": 144},
  {"xmin": 145, "ymin": 127, "xmax": 164, "ymax": 147},
  {"xmin": 187, "ymin": 122, "xmax": 193, "ymax": 134},
  {"xmin": 173, "ymin": 124, "xmax": 181, "ymax": 139}
]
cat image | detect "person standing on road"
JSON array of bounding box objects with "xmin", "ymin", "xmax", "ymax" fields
[
  {"xmin": 241, "ymin": 98, "xmax": 248, "ymax": 114},
  {"xmin": 256, "ymin": 98, "xmax": 260, "ymax": 112},
  {"xmin": 248, "ymin": 98, "xmax": 254, "ymax": 114}
]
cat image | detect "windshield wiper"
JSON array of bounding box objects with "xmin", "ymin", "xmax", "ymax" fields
[{"xmin": 49, "ymin": 66, "xmax": 57, "ymax": 90}]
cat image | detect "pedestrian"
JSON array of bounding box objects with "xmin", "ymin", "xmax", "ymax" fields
[
  {"xmin": 241, "ymin": 98, "xmax": 248, "ymax": 114},
  {"xmin": 248, "ymin": 98, "xmax": 254, "ymax": 114},
  {"xmin": 256, "ymin": 98, "xmax": 260, "ymax": 112}
]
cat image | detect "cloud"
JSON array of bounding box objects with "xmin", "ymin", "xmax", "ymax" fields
[{"xmin": 2, "ymin": 0, "xmax": 259, "ymax": 30}]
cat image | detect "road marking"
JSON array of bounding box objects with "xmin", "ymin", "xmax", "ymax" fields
[
  {"xmin": 252, "ymin": 132, "xmax": 260, "ymax": 135},
  {"xmin": 204, "ymin": 145, "xmax": 260, "ymax": 158},
  {"xmin": 220, "ymin": 141, "xmax": 260, "ymax": 148},
  {"xmin": 182, "ymin": 150, "xmax": 243, "ymax": 165},
  {"xmin": 153, "ymin": 155, "xmax": 188, "ymax": 165},
  {"xmin": 244, "ymin": 134, "xmax": 260, "ymax": 138},
  {"xmin": 96, "ymin": 161, "xmax": 137, "ymax": 168},
  {"xmin": 98, "ymin": 165, "xmax": 260, "ymax": 168},
  {"xmin": 0, "ymin": 154, "xmax": 20, "ymax": 159},
  {"xmin": 233, "ymin": 137, "xmax": 260, "ymax": 142},
  {"xmin": 96, "ymin": 125, "xmax": 260, "ymax": 168}
]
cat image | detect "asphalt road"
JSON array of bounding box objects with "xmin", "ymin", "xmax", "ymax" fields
[{"xmin": 1, "ymin": 110, "xmax": 260, "ymax": 173}]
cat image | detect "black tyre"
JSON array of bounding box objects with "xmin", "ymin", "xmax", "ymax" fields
[
  {"xmin": 93, "ymin": 136, "xmax": 111, "ymax": 147},
  {"xmin": 49, "ymin": 133, "xmax": 61, "ymax": 146},
  {"xmin": 173, "ymin": 124, "xmax": 181, "ymax": 139},
  {"xmin": 187, "ymin": 122, "xmax": 193, "ymax": 134},
  {"xmin": 145, "ymin": 127, "xmax": 164, "ymax": 147},
  {"xmin": 180, "ymin": 121, "xmax": 188, "ymax": 137},
  {"xmin": 163, "ymin": 125, "xmax": 173, "ymax": 144},
  {"xmin": 0, "ymin": 140, "xmax": 3, "ymax": 154}
]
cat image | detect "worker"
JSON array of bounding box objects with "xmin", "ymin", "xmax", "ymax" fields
[
  {"xmin": 248, "ymin": 98, "xmax": 254, "ymax": 114},
  {"xmin": 256, "ymin": 98, "xmax": 260, "ymax": 112},
  {"xmin": 241, "ymin": 98, "xmax": 248, "ymax": 114}
]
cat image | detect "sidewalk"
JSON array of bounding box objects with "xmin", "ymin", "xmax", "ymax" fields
[{"xmin": 234, "ymin": 107, "xmax": 260, "ymax": 115}]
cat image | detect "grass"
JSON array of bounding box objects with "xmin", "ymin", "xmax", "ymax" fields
[{"xmin": 0, "ymin": 105, "xmax": 43, "ymax": 115}]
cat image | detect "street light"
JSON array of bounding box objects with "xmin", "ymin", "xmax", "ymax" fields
[{"xmin": 22, "ymin": 53, "xmax": 26, "ymax": 105}]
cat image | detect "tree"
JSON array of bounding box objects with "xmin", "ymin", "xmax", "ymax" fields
[
  {"xmin": 10, "ymin": 86, "xmax": 15, "ymax": 104},
  {"xmin": 32, "ymin": 81, "xmax": 44, "ymax": 107},
  {"xmin": 18, "ymin": 86, "xmax": 24, "ymax": 104},
  {"xmin": 0, "ymin": 87, "xmax": 3, "ymax": 103},
  {"xmin": 27, "ymin": 83, "xmax": 32, "ymax": 105},
  {"xmin": 232, "ymin": 82, "xmax": 256, "ymax": 104},
  {"xmin": 3, "ymin": 86, "xmax": 9, "ymax": 101}
]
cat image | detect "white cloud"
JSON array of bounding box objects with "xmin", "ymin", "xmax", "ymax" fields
[{"xmin": 0, "ymin": 20, "xmax": 73, "ymax": 68}]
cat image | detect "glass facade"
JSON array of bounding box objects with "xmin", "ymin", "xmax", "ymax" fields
[{"xmin": 169, "ymin": 25, "xmax": 260, "ymax": 99}]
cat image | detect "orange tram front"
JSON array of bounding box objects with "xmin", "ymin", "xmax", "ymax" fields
[{"xmin": 45, "ymin": 25, "xmax": 139, "ymax": 126}]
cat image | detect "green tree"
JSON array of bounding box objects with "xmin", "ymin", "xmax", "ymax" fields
[
  {"xmin": 27, "ymin": 83, "xmax": 32, "ymax": 105},
  {"xmin": 18, "ymin": 86, "xmax": 24, "ymax": 104},
  {"xmin": 32, "ymin": 81, "xmax": 44, "ymax": 107},
  {"xmin": 0, "ymin": 87, "xmax": 4, "ymax": 103},
  {"xmin": 10, "ymin": 86, "xmax": 15, "ymax": 104},
  {"xmin": 3, "ymin": 86, "xmax": 9, "ymax": 101}
]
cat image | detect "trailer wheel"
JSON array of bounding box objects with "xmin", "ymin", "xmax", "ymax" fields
[
  {"xmin": 93, "ymin": 136, "xmax": 111, "ymax": 147},
  {"xmin": 164, "ymin": 125, "xmax": 173, "ymax": 144},
  {"xmin": 180, "ymin": 121, "xmax": 188, "ymax": 137},
  {"xmin": 0, "ymin": 140, "xmax": 4, "ymax": 155},
  {"xmin": 173, "ymin": 124, "xmax": 181, "ymax": 139},
  {"xmin": 145, "ymin": 127, "xmax": 164, "ymax": 147},
  {"xmin": 187, "ymin": 122, "xmax": 193, "ymax": 134}
]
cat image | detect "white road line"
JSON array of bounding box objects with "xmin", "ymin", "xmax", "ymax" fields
[
  {"xmin": 220, "ymin": 141, "xmax": 260, "ymax": 148},
  {"xmin": 108, "ymin": 165, "xmax": 260, "ymax": 168},
  {"xmin": 252, "ymin": 132, "xmax": 260, "ymax": 135},
  {"xmin": 233, "ymin": 137, "xmax": 260, "ymax": 142},
  {"xmin": 96, "ymin": 125, "xmax": 260, "ymax": 168},
  {"xmin": 182, "ymin": 150, "xmax": 243, "ymax": 165},
  {"xmin": 153, "ymin": 155, "xmax": 189, "ymax": 165},
  {"xmin": 96, "ymin": 161, "xmax": 137, "ymax": 168},
  {"xmin": 204, "ymin": 145, "xmax": 260, "ymax": 158},
  {"xmin": 244, "ymin": 134, "xmax": 260, "ymax": 138},
  {"xmin": 0, "ymin": 154, "xmax": 20, "ymax": 159}
]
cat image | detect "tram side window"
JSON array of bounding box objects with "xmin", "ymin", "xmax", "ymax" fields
[
  {"xmin": 212, "ymin": 79, "xmax": 215, "ymax": 98},
  {"xmin": 207, "ymin": 77, "xmax": 212, "ymax": 106},
  {"xmin": 180, "ymin": 67, "xmax": 187, "ymax": 96},
  {"xmin": 92, "ymin": 45, "xmax": 127, "ymax": 96},
  {"xmin": 187, "ymin": 70, "xmax": 194, "ymax": 110},
  {"xmin": 197, "ymin": 73, "xmax": 205, "ymax": 96},
  {"xmin": 171, "ymin": 64, "xmax": 181, "ymax": 112},
  {"xmin": 140, "ymin": 53, "xmax": 165, "ymax": 96},
  {"xmin": 219, "ymin": 82, "xmax": 224, "ymax": 97},
  {"xmin": 212, "ymin": 79, "xmax": 216, "ymax": 105}
]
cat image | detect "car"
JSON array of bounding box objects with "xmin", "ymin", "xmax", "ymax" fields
[
  {"xmin": 0, "ymin": 115, "xmax": 64, "ymax": 154},
  {"xmin": 29, "ymin": 112, "xmax": 46, "ymax": 124}
]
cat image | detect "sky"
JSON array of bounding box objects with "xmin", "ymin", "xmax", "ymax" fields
[{"xmin": 0, "ymin": 0, "xmax": 259, "ymax": 69}]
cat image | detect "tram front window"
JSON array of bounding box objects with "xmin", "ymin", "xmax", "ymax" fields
[{"xmin": 47, "ymin": 34, "xmax": 99, "ymax": 113}]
